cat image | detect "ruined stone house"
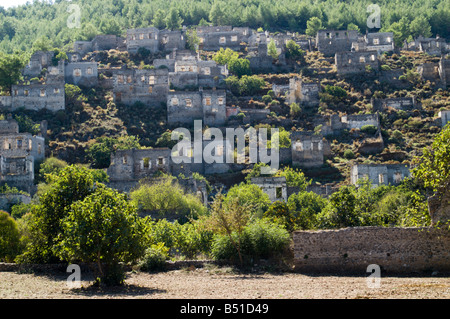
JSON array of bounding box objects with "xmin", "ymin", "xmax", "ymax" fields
[
  {"xmin": 406, "ymin": 36, "xmax": 450, "ymax": 56},
  {"xmin": 371, "ymin": 97, "xmax": 416, "ymax": 111},
  {"xmin": 290, "ymin": 131, "xmax": 331, "ymax": 168},
  {"xmin": 64, "ymin": 61, "xmax": 98, "ymax": 87},
  {"xmin": 351, "ymin": 32, "xmax": 394, "ymax": 53},
  {"xmin": 335, "ymin": 51, "xmax": 379, "ymax": 75},
  {"xmin": 167, "ymin": 88, "xmax": 227, "ymax": 126},
  {"xmin": 197, "ymin": 26, "xmax": 252, "ymax": 51},
  {"xmin": 350, "ymin": 163, "xmax": 410, "ymax": 186},
  {"xmin": 73, "ymin": 35, "xmax": 125, "ymax": 56},
  {"xmin": 316, "ymin": 30, "xmax": 359, "ymax": 57},
  {"xmin": 251, "ymin": 176, "xmax": 287, "ymax": 202},
  {"xmin": 287, "ymin": 77, "xmax": 320, "ymax": 107},
  {"xmin": 417, "ymin": 57, "xmax": 450, "ymax": 87},
  {"xmin": 126, "ymin": 27, "xmax": 186, "ymax": 54},
  {"xmin": 319, "ymin": 113, "xmax": 380, "ymax": 135},
  {"xmin": 112, "ymin": 66, "xmax": 169, "ymax": 106},
  {"xmin": 9, "ymin": 82, "xmax": 65, "ymax": 111},
  {"xmin": 0, "ymin": 116, "xmax": 45, "ymax": 194}
]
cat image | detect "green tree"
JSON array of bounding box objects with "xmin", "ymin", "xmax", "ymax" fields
[
  {"xmin": 209, "ymin": 2, "xmax": 225, "ymax": 26},
  {"xmin": 305, "ymin": 17, "xmax": 323, "ymax": 37},
  {"xmin": 165, "ymin": 7, "xmax": 183, "ymax": 30},
  {"xmin": 56, "ymin": 185, "xmax": 146, "ymax": 286},
  {"xmin": 287, "ymin": 191, "xmax": 327, "ymax": 230},
  {"xmin": 267, "ymin": 39, "xmax": 278, "ymax": 59},
  {"xmin": 0, "ymin": 210, "xmax": 21, "ymax": 262},
  {"xmin": 224, "ymin": 182, "xmax": 271, "ymax": 217},
  {"xmin": 87, "ymin": 135, "xmax": 141, "ymax": 168},
  {"xmin": 152, "ymin": 9, "xmax": 166, "ymax": 29},
  {"xmin": 228, "ymin": 57, "xmax": 251, "ymax": 78},
  {"xmin": 213, "ymin": 48, "xmax": 239, "ymax": 65},
  {"xmin": 130, "ymin": 176, "xmax": 207, "ymax": 221},
  {"xmin": 276, "ymin": 167, "xmax": 310, "ymax": 191},
  {"xmin": 186, "ymin": 28, "xmax": 200, "ymax": 51},
  {"xmin": 17, "ymin": 165, "xmax": 96, "ymax": 263},
  {"xmin": 0, "ymin": 52, "xmax": 26, "ymax": 92},
  {"xmin": 409, "ymin": 16, "xmax": 432, "ymax": 39},
  {"xmin": 285, "ymin": 40, "xmax": 305, "ymax": 63},
  {"xmin": 317, "ymin": 186, "xmax": 359, "ymax": 228},
  {"xmin": 31, "ymin": 36, "xmax": 53, "ymax": 53}
]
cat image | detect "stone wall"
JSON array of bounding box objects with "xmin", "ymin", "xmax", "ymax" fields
[
  {"xmin": 293, "ymin": 226, "xmax": 450, "ymax": 273},
  {"xmin": 335, "ymin": 51, "xmax": 379, "ymax": 75}
]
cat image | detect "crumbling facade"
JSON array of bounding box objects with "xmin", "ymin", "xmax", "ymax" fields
[
  {"xmin": 406, "ymin": 36, "xmax": 450, "ymax": 56},
  {"xmin": 335, "ymin": 51, "xmax": 379, "ymax": 75},
  {"xmin": 371, "ymin": 97, "xmax": 416, "ymax": 111},
  {"xmin": 251, "ymin": 176, "xmax": 287, "ymax": 202},
  {"xmin": 288, "ymin": 77, "xmax": 320, "ymax": 107},
  {"xmin": 64, "ymin": 61, "xmax": 98, "ymax": 87},
  {"xmin": 126, "ymin": 27, "xmax": 186, "ymax": 54},
  {"xmin": 291, "ymin": 131, "xmax": 329, "ymax": 168},
  {"xmin": 0, "ymin": 116, "xmax": 45, "ymax": 194},
  {"xmin": 350, "ymin": 163, "xmax": 410, "ymax": 186},
  {"xmin": 112, "ymin": 67, "xmax": 169, "ymax": 106},
  {"xmin": 316, "ymin": 30, "xmax": 359, "ymax": 57},
  {"xmin": 351, "ymin": 32, "xmax": 394, "ymax": 53},
  {"xmin": 197, "ymin": 26, "xmax": 252, "ymax": 51},
  {"xmin": 167, "ymin": 89, "xmax": 226, "ymax": 126}
]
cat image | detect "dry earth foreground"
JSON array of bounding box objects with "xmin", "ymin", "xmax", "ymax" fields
[{"xmin": 0, "ymin": 265, "xmax": 449, "ymax": 299}]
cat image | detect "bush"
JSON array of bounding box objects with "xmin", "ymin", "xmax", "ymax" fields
[
  {"xmin": 0, "ymin": 211, "xmax": 22, "ymax": 262},
  {"xmin": 138, "ymin": 243, "xmax": 169, "ymax": 272},
  {"xmin": 262, "ymin": 94, "xmax": 272, "ymax": 104},
  {"xmin": 343, "ymin": 149, "xmax": 355, "ymax": 159},
  {"xmin": 360, "ymin": 125, "xmax": 378, "ymax": 135},
  {"xmin": 211, "ymin": 219, "xmax": 290, "ymax": 264}
]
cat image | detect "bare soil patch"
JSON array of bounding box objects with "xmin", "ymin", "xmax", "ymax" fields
[{"xmin": 0, "ymin": 266, "xmax": 449, "ymax": 299}]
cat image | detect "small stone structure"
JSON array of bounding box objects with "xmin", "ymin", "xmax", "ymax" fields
[
  {"xmin": 10, "ymin": 82, "xmax": 65, "ymax": 111},
  {"xmin": 0, "ymin": 116, "xmax": 45, "ymax": 194},
  {"xmin": 197, "ymin": 26, "xmax": 252, "ymax": 51},
  {"xmin": 406, "ymin": 36, "xmax": 450, "ymax": 56},
  {"xmin": 293, "ymin": 226, "xmax": 450, "ymax": 273},
  {"xmin": 64, "ymin": 61, "xmax": 98, "ymax": 87},
  {"xmin": 251, "ymin": 176, "xmax": 287, "ymax": 202},
  {"xmin": 291, "ymin": 131, "xmax": 330, "ymax": 168},
  {"xmin": 335, "ymin": 51, "xmax": 379, "ymax": 75},
  {"xmin": 167, "ymin": 88, "xmax": 227, "ymax": 126},
  {"xmin": 417, "ymin": 57, "xmax": 450, "ymax": 87},
  {"xmin": 371, "ymin": 97, "xmax": 416, "ymax": 111},
  {"xmin": 320, "ymin": 113, "xmax": 380, "ymax": 135},
  {"xmin": 126, "ymin": 27, "xmax": 186, "ymax": 54},
  {"xmin": 316, "ymin": 30, "xmax": 359, "ymax": 57},
  {"xmin": 0, "ymin": 193, "xmax": 31, "ymax": 212},
  {"xmin": 350, "ymin": 163, "xmax": 410, "ymax": 186},
  {"xmin": 438, "ymin": 110, "xmax": 450, "ymax": 127},
  {"xmin": 287, "ymin": 77, "xmax": 320, "ymax": 107},
  {"xmin": 351, "ymin": 32, "xmax": 394, "ymax": 53},
  {"xmin": 112, "ymin": 67, "xmax": 169, "ymax": 106}
]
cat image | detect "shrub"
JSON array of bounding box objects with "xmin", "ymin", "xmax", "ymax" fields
[
  {"xmin": 343, "ymin": 149, "xmax": 355, "ymax": 159},
  {"xmin": 262, "ymin": 94, "xmax": 272, "ymax": 104},
  {"xmin": 210, "ymin": 219, "xmax": 290, "ymax": 264},
  {"xmin": 360, "ymin": 124, "xmax": 378, "ymax": 135},
  {"xmin": 138, "ymin": 243, "xmax": 169, "ymax": 272},
  {"xmin": 0, "ymin": 211, "xmax": 21, "ymax": 262}
]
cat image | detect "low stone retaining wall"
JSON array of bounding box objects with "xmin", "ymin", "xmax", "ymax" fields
[{"xmin": 293, "ymin": 226, "xmax": 450, "ymax": 274}]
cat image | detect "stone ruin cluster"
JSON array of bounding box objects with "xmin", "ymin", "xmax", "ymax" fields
[{"xmin": 0, "ymin": 25, "xmax": 448, "ymax": 210}]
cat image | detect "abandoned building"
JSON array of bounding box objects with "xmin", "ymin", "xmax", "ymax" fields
[
  {"xmin": 167, "ymin": 88, "xmax": 227, "ymax": 126},
  {"xmin": 287, "ymin": 77, "xmax": 320, "ymax": 107},
  {"xmin": 73, "ymin": 34, "xmax": 125, "ymax": 55},
  {"xmin": 251, "ymin": 176, "xmax": 287, "ymax": 202},
  {"xmin": 351, "ymin": 32, "xmax": 394, "ymax": 53},
  {"xmin": 418, "ymin": 57, "xmax": 450, "ymax": 87},
  {"xmin": 290, "ymin": 131, "xmax": 331, "ymax": 168},
  {"xmin": 197, "ymin": 26, "xmax": 252, "ymax": 51},
  {"xmin": 316, "ymin": 30, "xmax": 359, "ymax": 57},
  {"xmin": 406, "ymin": 36, "xmax": 450, "ymax": 56},
  {"xmin": 438, "ymin": 110, "xmax": 450, "ymax": 127},
  {"xmin": 23, "ymin": 51, "xmax": 56, "ymax": 78},
  {"xmin": 319, "ymin": 113, "xmax": 380, "ymax": 135},
  {"xmin": 350, "ymin": 163, "xmax": 410, "ymax": 186},
  {"xmin": 126, "ymin": 27, "xmax": 186, "ymax": 54},
  {"xmin": 112, "ymin": 67, "xmax": 169, "ymax": 106},
  {"xmin": 64, "ymin": 61, "xmax": 98, "ymax": 87},
  {"xmin": 9, "ymin": 82, "xmax": 65, "ymax": 111},
  {"xmin": 371, "ymin": 97, "xmax": 416, "ymax": 111},
  {"xmin": 0, "ymin": 116, "xmax": 45, "ymax": 194},
  {"xmin": 335, "ymin": 51, "xmax": 379, "ymax": 75}
]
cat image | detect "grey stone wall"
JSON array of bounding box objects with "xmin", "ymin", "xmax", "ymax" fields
[
  {"xmin": 350, "ymin": 163, "xmax": 410, "ymax": 186},
  {"xmin": 316, "ymin": 30, "xmax": 359, "ymax": 57},
  {"xmin": 293, "ymin": 226, "xmax": 450, "ymax": 273},
  {"xmin": 64, "ymin": 62, "xmax": 98, "ymax": 87},
  {"xmin": 335, "ymin": 51, "xmax": 379, "ymax": 75},
  {"xmin": 10, "ymin": 82, "xmax": 65, "ymax": 111}
]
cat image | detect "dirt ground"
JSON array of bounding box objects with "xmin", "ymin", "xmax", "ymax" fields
[{"xmin": 0, "ymin": 265, "xmax": 449, "ymax": 299}]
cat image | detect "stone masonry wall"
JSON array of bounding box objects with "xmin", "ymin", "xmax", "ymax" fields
[{"xmin": 293, "ymin": 226, "xmax": 450, "ymax": 273}]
